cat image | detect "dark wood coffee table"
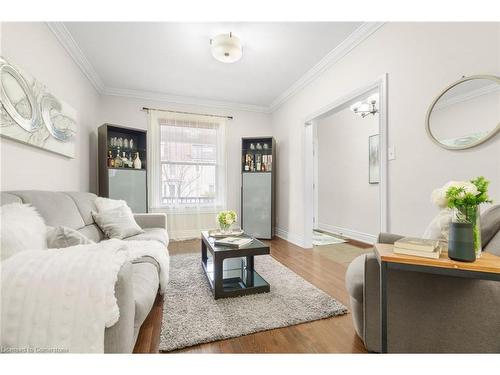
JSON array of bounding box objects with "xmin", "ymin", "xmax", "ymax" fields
[{"xmin": 201, "ymin": 231, "xmax": 270, "ymax": 299}]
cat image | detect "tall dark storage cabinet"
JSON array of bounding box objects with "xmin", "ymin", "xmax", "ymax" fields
[
  {"xmin": 98, "ymin": 124, "xmax": 148, "ymax": 213},
  {"xmin": 241, "ymin": 137, "xmax": 276, "ymax": 239}
]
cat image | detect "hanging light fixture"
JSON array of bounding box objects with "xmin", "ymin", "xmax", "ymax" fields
[
  {"xmin": 210, "ymin": 32, "xmax": 242, "ymax": 63},
  {"xmin": 350, "ymin": 93, "xmax": 379, "ymax": 118}
]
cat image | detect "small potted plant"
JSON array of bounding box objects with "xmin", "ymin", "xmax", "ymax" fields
[
  {"xmin": 432, "ymin": 176, "xmax": 491, "ymax": 259},
  {"xmin": 217, "ymin": 210, "xmax": 237, "ymax": 234}
]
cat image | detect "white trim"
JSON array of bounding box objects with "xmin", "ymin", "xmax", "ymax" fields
[
  {"xmin": 312, "ymin": 123, "xmax": 319, "ymax": 229},
  {"xmin": 268, "ymin": 22, "xmax": 385, "ymax": 112},
  {"xmin": 302, "ymin": 74, "xmax": 389, "ymax": 248},
  {"xmin": 46, "ymin": 22, "xmax": 269, "ymax": 114},
  {"xmin": 101, "ymin": 86, "xmax": 269, "ymax": 113},
  {"xmin": 46, "ymin": 22, "xmax": 105, "ymax": 92},
  {"xmin": 275, "ymin": 227, "xmax": 306, "ymax": 248},
  {"xmin": 47, "ymin": 21, "xmax": 384, "ymax": 114},
  {"xmin": 317, "ymin": 223, "xmax": 377, "ymax": 245}
]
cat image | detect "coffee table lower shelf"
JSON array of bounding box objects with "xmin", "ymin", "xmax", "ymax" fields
[{"xmin": 202, "ymin": 258, "xmax": 270, "ymax": 299}]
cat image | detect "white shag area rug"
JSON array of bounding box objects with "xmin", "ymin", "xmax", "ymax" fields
[{"xmin": 159, "ymin": 253, "xmax": 347, "ymax": 352}]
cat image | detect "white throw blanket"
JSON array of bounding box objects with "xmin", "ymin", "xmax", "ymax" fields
[{"xmin": 0, "ymin": 239, "xmax": 169, "ymax": 353}]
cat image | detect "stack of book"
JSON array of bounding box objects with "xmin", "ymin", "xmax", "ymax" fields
[
  {"xmin": 393, "ymin": 237, "xmax": 442, "ymax": 259},
  {"xmin": 214, "ymin": 237, "xmax": 253, "ymax": 248}
]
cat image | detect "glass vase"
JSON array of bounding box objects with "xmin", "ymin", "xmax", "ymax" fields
[
  {"xmin": 452, "ymin": 205, "xmax": 481, "ymax": 258},
  {"xmin": 219, "ymin": 223, "xmax": 232, "ymax": 234}
]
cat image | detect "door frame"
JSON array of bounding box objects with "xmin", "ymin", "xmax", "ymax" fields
[{"xmin": 303, "ymin": 74, "xmax": 389, "ymax": 248}]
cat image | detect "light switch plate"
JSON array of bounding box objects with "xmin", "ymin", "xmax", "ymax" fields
[{"xmin": 388, "ymin": 146, "xmax": 396, "ymax": 160}]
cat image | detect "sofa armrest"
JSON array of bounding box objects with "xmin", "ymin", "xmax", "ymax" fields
[
  {"xmin": 134, "ymin": 213, "xmax": 167, "ymax": 230},
  {"xmin": 377, "ymin": 232, "xmax": 405, "ymax": 245},
  {"xmin": 362, "ymin": 253, "xmax": 381, "ymax": 352},
  {"xmin": 104, "ymin": 262, "xmax": 135, "ymax": 353}
]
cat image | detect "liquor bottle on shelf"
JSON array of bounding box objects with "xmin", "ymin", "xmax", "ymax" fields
[
  {"xmin": 107, "ymin": 151, "xmax": 114, "ymax": 167},
  {"xmin": 122, "ymin": 152, "xmax": 129, "ymax": 167},
  {"xmin": 114, "ymin": 148, "xmax": 122, "ymax": 168},
  {"xmin": 256, "ymin": 153, "xmax": 261, "ymax": 171},
  {"xmin": 133, "ymin": 152, "xmax": 142, "ymax": 169},
  {"xmin": 244, "ymin": 154, "xmax": 250, "ymax": 171}
]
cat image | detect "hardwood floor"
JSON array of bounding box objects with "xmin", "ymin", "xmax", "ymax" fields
[{"xmin": 133, "ymin": 237, "xmax": 368, "ymax": 353}]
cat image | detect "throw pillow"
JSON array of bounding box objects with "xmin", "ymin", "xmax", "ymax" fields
[
  {"xmin": 46, "ymin": 226, "xmax": 95, "ymax": 248},
  {"xmin": 0, "ymin": 203, "xmax": 47, "ymax": 261},
  {"xmin": 92, "ymin": 205, "xmax": 144, "ymax": 239},
  {"xmin": 94, "ymin": 197, "xmax": 127, "ymax": 213}
]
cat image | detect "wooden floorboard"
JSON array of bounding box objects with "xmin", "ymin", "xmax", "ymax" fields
[{"xmin": 133, "ymin": 236, "xmax": 368, "ymax": 354}]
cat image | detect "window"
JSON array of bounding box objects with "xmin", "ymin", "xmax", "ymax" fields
[{"xmin": 154, "ymin": 114, "xmax": 226, "ymax": 210}]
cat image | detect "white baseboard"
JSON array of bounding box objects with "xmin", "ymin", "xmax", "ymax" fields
[
  {"xmin": 274, "ymin": 227, "xmax": 306, "ymax": 248},
  {"xmin": 317, "ymin": 223, "xmax": 377, "ymax": 245}
]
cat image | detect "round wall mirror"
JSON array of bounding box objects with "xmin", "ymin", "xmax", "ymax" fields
[{"xmin": 425, "ymin": 75, "xmax": 500, "ymax": 150}]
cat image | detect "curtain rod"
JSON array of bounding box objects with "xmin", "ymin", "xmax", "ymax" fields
[{"xmin": 141, "ymin": 106, "xmax": 233, "ymax": 120}]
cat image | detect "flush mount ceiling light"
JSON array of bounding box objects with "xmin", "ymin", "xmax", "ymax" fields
[
  {"xmin": 350, "ymin": 93, "xmax": 379, "ymax": 118},
  {"xmin": 210, "ymin": 32, "xmax": 242, "ymax": 63}
]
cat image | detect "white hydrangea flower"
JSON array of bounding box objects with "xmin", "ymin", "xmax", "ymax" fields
[
  {"xmin": 431, "ymin": 188, "xmax": 448, "ymax": 208},
  {"xmin": 225, "ymin": 213, "xmax": 234, "ymax": 225},
  {"xmin": 463, "ymin": 182, "xmax": 480, "ymax": 196}
]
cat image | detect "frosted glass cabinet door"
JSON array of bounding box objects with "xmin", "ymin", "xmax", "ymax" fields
[
  {"xmin": 108, "ymin": 169, "xmax": 147, "ymax": 213},
  {"xmin": 242, "ymin": 172, "xmax": 272, "ymax": 238}
]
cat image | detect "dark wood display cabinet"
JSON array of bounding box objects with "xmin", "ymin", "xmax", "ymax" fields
[
  {"xmin": 241, "ymin": 137, "xmax": 276, "ymax": 239},
  {"xmin": 98, "ymin": 124, "xmax": 148, "ymax": 213}
]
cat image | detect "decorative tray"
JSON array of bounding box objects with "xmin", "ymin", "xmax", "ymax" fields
[{"xmin": 208, "ymin": 229, "xmax": 244, "ymax": 238}]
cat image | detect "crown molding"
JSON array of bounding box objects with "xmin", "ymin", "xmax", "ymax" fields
[
  {"xmin": 268, "ymin": 22, "xmax": 385, "ymax": 112},
  {"xmin": 46, "ymin": 21, "xmax": 269, "ymax": 113},
  {"xmin": 47, "ymin": 21, "xmax": 384, "ymax": 114},
  {"xmin": 101, "ymin": 86, "xmax": 270, "ymax": 113},
  {"xmin": 46, "ymin": 22, "xmax": 105, "ymax": 92}
]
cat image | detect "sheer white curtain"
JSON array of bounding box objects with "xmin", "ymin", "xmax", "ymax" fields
[{"xmin": 148, "ymin": 110, "xmax": 227, "ymax": 240}]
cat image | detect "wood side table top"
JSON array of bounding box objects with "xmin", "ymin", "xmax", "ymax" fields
[{"xmin": 374, "ymin": 243, "xmax": 500, "ymax": 274}]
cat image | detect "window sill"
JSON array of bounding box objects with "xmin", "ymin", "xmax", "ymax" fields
[{"xmin": 150, "ymin": 206, "xmax": 223, "ymax": 215}]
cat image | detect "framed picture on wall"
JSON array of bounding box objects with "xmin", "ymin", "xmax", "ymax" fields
[
  {"xmin": 0, "ymin": 56, "xmax": 77, "ymax": 158},
  {"xmin": 368, "ymin": 134, "xmax": 380, "ymax": 184}
]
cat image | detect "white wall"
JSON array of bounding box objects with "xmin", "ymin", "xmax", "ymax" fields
[
  {"xmin": 316, "ymin": 108, "xmax": 379, "ymax": 239},
  {"xmin": 0, "ymin": 22, "xmax": 100, "ymax": 192},
  {"xmin": 97, "ymin": 95, "xmax": 272, "ymax": 237},
  {"xmin": 272, "ymin": 22, "xmax": 500, "ymax": 246}
]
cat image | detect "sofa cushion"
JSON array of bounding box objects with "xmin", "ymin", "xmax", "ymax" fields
[
  {"xmin": 123, "ymin": 228, "xmax": 169, "ymax": 246},
  {"xmin": 132, "ymin": 261, "xmax": 159, "ymax": 330},
  {"xmin": 484, "ymin": 231, "xmax": 500, "ymax": 256},
  {"xmin": 92, "ymin": 205, "xmax": 144, "ymax": 239},
  {"xmin": 46, "ymin": 226, "xmax": 95, "ymax": 248},
  {"xmin": 78, "ymin": 224, "xmax": 105, "ymax": 243},
  {"xmin": 7, "ymin": 191, "xmax": 85, "ymax": 229},
  {"xmin": 64, "ymin": 192, "xmax": 99, "ymax": 226},
  {"xmin": 345, "ymin": 254, "xmax": 366, "ymax": 303},
  {"xmin": 481, "ymin": 205, "xmax": 500, "ymax": 249}
]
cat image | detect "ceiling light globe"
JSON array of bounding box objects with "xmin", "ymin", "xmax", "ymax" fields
[{"xmin": 211, "ymin": 33, "xmax": 242, "ymax": 63}]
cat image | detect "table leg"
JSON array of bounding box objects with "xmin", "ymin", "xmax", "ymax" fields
[
  {"xmin": 213, "ymin": 254, "xmax": 224, "ymax": 299},
  {"xmin": 201, "ymin": 238, "xmax": 207, "ymax": 266},
  {"xmin": 380, "ymin": 261, "xmax": 388, "ymax": 353},
  {"xmin": 245, "ymin": 256, "xmax": 254, "ymax": 287}
]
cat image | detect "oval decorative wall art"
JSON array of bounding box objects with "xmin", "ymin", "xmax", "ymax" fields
[{"xmin": 0, "ymin": 56, "xmax": 77, "ymax": 158}]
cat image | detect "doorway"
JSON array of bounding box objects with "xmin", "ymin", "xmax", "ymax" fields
[{"xmin": 303, "ymin": 75, "xmax": 388, "ymax": 249}]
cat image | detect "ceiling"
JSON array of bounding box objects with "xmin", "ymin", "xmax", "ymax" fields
[{"xmin": 59, "ymin": 22, "xmax": 370, "ymax": 110}]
